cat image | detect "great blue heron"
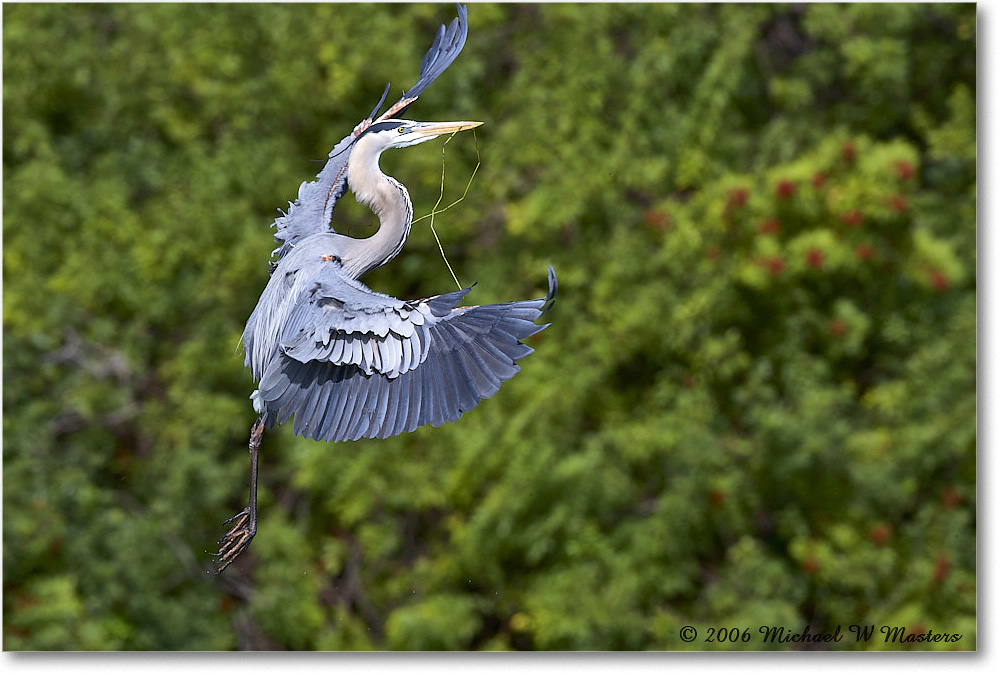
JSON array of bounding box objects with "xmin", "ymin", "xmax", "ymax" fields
[{"xmin": 213, "ymin": 4, "xmax": 556, "ymax": 572}]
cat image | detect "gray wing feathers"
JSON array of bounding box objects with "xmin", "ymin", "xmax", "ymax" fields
[
  {"xmin": 280, "ymin": 270, "xmax": 470, "ymax": 380},
  {"xmin": 269, "ymin": 134, "xmax": 355, "ymax": 266},
  {"xmin": 256, "ymin": 266, "xmax": 556, "ymax": 442},
  {"xmin": 401, "ymin": 4, "xmax": 468, "ymax": 103}
]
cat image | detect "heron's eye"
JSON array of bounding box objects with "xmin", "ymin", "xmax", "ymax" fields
[{"xmin": 397, "ymin": 126, "xmax": 407, "ymax": 134}]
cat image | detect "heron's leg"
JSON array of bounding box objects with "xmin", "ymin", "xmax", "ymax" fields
[{"xmin": 213, "ymin": 416, "xmax": 265, "ymax": 573}]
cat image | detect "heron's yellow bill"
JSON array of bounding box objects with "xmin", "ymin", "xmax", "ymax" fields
[{"xmin": 411, "ymin": 121, "xmax": 483, "ymax": 138}]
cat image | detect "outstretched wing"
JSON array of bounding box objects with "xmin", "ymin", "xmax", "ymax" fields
[
  {"xmin": 254, "ymin": 264, "xmax": 557, "ymax": 442},
  {"xmin": 387, "ymin": 3, "xmax": 470, "ymax": 118},
  {"xmin": 269, "ymin": 4, "xmax": 470, "ymax": 268}
]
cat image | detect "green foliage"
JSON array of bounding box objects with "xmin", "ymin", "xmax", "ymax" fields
[{"xmin": 4, "ymin": 3, "xmax": 975, "ymax": 651}]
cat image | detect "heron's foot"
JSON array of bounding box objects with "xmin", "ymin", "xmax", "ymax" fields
[{"xmin": 211, "ymin": 506, "xmax": 256, "ymax": 573}]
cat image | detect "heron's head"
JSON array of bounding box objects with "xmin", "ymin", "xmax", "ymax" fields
[{"xmin": 359, "ymin": 119, "xmax": 482, "ymax": 152}]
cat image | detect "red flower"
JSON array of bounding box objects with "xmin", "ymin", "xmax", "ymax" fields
[
  {"xmin": 812, "ymin": 172, "xmax": 827, "ymax": 188},
  {"xmin": 802, "ymin": 556, "xmax": 819, "ymax": 574},
  {"xmin": 933, "ymin": 554, "xmax": 951, "ymax": 585},
  {"xmin": 840, "ymin": 210, "xmax": 863, "ymax": 228},
  {"xmin": 941, "ymin": 485, "xmax": 962, "ymax": 509},
  {"xmin": 869, "ymin": 524, "xmax": 890, "ymax": 546},
  {"xmin": 929, "ymin": 269, "xmax": 950, "ymax": 292},
  {"xmin": 643, "ymin": 208, "xmax": 670, "ymax": 231},
  {"xmin": 726, "ymin": 187, "xmax": 749, "ymax": 211},
  {"xmin": 776, "ymin": 180, "xmax": 797, "ymax": 200},
  {"xmin": 855, "ymin": 244, "xmax": 874, "ymax": 261},
  {"xmin": 895, "ymin": 160, "xmax": 915, "ymax": 181},
  {"xmin": 889, "ymin": 194, "xmax": 907, "ymax": 213},
  {"xmin": 708, "ymin": 488, "xmax": 726, "ymax": 506},
  {"xmin": 758, "ymin": 218, "xmax": 781, "ymax": 235},
  {"xmin": 806, "ymin": 248, "xmax": 825, "ymax": 269},
  {"xmin": 706, "ymin": 246, "xmax": 721, "ymax": 261},
  {"xmin": 764, "ymin": 257, "xmax": 785, "ymax": 275},
  {"xmin": 842, "ymin": 140, "xmax": 857, "ymax": 162},
  {"xmin": 828, "ymin": 319, "xmax": 847, "ymax": 337}
]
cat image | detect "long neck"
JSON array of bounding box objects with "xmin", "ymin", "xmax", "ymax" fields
[{"xmin": 345, "ymin": 146, "xmax": 413, "ymax": 279}]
